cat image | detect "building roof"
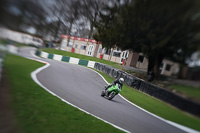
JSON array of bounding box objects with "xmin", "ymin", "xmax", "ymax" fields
[{"xmin": 61, "ymin": 35, "xmax": 97, "ymax": 43}]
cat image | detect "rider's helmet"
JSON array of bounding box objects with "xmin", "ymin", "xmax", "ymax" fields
[{"xmin": 119, "ymin": 78, "xmax": 124, "ymax": 84}]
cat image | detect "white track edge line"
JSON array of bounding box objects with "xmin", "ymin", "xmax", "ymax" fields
[
  {"xmin": 27, "ymin": 57, "xmax": 130, "ymax": 133},
  {"xmin": 87, "ymin": 68, "xmax": 200, "ymax": 133},
  {"xmin": 30, "ymin": 50, "xmax": 199, "ymax": 133}
]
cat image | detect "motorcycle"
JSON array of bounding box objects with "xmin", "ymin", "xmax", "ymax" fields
[{"xmin": 101, "ymin": 83, "xmax": 121, "ymax": 100}]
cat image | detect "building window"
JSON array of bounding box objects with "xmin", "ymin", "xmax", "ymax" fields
[
  {"xmin": 165, "ymin": 64, "xmax": 171, "ymax": 71},
  {"xmin": 81, "ymin": 44, "xmax": 86, "ymax": 50},
  {"xmin": 104, "ymin": 48, "xmax": 111, "ymax": 55},
  {"xmin": 113, "ymin": 50, "xmax": 121, "ymax": 57},
  {"xmin": 75, "ymin": 43, "xmax": 78, "ymax": 48},
  {"xmin": 62, "ymin": 40, "xmax": 67, "ymax": 47},
  {"xmin": 138, "ymin": 55, "xmax": 144, "ymax": 63},
  {"xmin": 68, "ymin": 42, "xmax": 73, "ymax": 47},
  {"xmin": 99, "ymin": 47, "xmax": 102, "ymax": 53}
]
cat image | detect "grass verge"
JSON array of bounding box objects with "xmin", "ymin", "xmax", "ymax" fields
[
  {"xmin": 0, "ymin": 38, "xmax": 27, "ymax": 47},
  {"xmin": 4, "ymin": 54, "xmax": 123, "ymax": 133},
  {"xmin": 41, "ymin": 48, "xmax": 200, "ymax": 102},
  {"xmin": 91, "ymin": 69, "xmax": 200, "ymax": 131},
  {"xmin": 40, "ymin": 48, "xmax": 122, "ymax": 69},
  {"xmin": 168, "ymin": 84, "xmax": 200, "ymax": 100}
]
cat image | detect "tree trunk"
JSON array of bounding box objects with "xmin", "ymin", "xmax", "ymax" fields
[
  {"xmin": 54, "ymin": 20, "xmax": 61, "ymax": 41},
  {"xmin": 67, "ymin": 20, "xmax": 73, "ymax": 46},
  {"xmin": 147, "ymin": 56, "xmax": 155, "ymax": 81},
  {"xmin": 153, "ymin": 55, "xmax": 164, "ymax": 80},
  {"xmin": 88, "ymin": 12, "xmax": 97, "ymax": 39},
  {"xmin": 178, "ymin": 64, "xmax": 188, "ymax": 79},
  {"xmin": 43, "ymin": 25, "xmax": 50, "ymax": 40},
  {"xmin": 88, "ymin": 21, "xmax": 94, "ymax": 39},
  {"xmin": 147, "ymin": 54, "xmax": 164, "ymax": 81}
]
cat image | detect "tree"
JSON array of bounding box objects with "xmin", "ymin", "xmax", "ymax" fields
[
  {"xmin": 43, "ymin": 0, "xmax": 72, "ymax": 41},
  {"xmin": 94, "ymin": 0, "xmax": 200, "ymax": 80},
  {"xmin": 0, "ymin": 0, "xmax": 47, "ymax": 34},
  {"xmin": 79, "ymin": 0, "xmax": 107, "ymax": 39},
  {"xmin": 64, "ymin": 0, "xmax": 81, "ymax": 46},
  {"xmin": 94, "ymin": 0, "xmax": 130, "ymax": 60}
]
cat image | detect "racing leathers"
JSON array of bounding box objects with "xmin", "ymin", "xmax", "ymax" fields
[{"xmin": 105, "ymin": 79, "xmax": 123, "ymax": 90}]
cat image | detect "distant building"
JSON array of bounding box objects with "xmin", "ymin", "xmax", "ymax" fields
[
  {"xmin": 61, "ymin": 35, "xmax": 129, "ymax": 64},
  {"xmin": 126, "ymin": 51, "xmax": 180, "ymax": 76},
  {"xmin": 61, "ymin": 35, "xmax": 180, "ymax": 77},
  {"xmin": 61, "ymin": 35, "xmax": 99, "ymax": 57},
  {"xmin": 0, "ymin": 28, "xmax": 43, "ymax": 47}
]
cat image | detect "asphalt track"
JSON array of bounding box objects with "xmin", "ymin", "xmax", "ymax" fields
[{"xmin": 19, "ymin": 47, "xmax": 186, "ymax": 133}]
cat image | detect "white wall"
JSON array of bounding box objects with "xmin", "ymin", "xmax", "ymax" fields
[{"xmin": 0, "ymin": 28, "xmax": 43, "ymax": 47}]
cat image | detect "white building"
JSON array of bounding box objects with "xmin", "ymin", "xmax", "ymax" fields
[
  {"xmin": 0, "ymin": 28, "xmax": 43, "ymax": 47},
  {"xmin": 61, "ymin": 35, "xmax": 129, "ymax": 64},
  {"xmin": 61, "ymin": 34, "xmax": 180, "ymax": 76}
]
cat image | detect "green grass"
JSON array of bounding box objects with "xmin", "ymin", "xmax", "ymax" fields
[
  {"xmin": 91, "ymin": 69, "xmax": 200, "ymax": 131},
  {"xmin": 0, "ymin": 38, "xmax": 27, "ymax": 47},
  {"xmin": 169, "ymin": 84, "xmax": 200, "ymax": 100},
  {"xmin": 4, "ymin": 54, "xmax": 123, "ymax": 133},
  {"xmin": 40, "ymin": 48, "xmax": 122, "ymax": 69},
  {"xmin": 15, "ymin": 43, "xmax": 27, "ymax": 47},
  {"xmin": 0, "ymin": 38, "xmax": 7, "ymax": 45},
  {"xmin": 41, "ymin": 48, "xmax": 200, "ymax": 99}
]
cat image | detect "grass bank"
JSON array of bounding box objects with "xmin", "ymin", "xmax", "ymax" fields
[
  {"xmin": 4, "ymin": 54, "xmax": 123, "ymax": 133},
  {"xmin": 41, "ymin": 48, "xmax": 200, "ymax": 101},
  {"xmin": 168, "ymin": 84, "xmax": 200, "ymax": 100},
  {"xmin": 91, "ymin": 69, "xmax": 200, "ymax": 131},
  {"xmin": 38, "ymin": 48, "xmax": 200, "ymax": 130},
  {"xmin": 40, "ymin": 48, "xmax": 122, "ymax": 69},
  {"xmin": 0, "ymin": 38, "xmax": 27, "ymax": 47}
]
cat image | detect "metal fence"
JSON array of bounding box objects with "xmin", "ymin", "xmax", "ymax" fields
[{"xmin": 94, "ymin": 62, "xmax": 200, "ymax": 117}]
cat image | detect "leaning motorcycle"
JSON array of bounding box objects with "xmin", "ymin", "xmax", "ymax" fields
[{"xmin": 101, "ymin": 83, "xmax": 121, "ymax": 100}]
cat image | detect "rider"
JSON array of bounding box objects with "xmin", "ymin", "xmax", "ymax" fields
[{"xmin": 105, "ymin": 78, "xmax": 124, "ymax": 90}]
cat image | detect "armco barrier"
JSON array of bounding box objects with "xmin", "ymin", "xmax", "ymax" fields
[
  {"xmin": 35, "ymin": 50, "xmax": 200, "ymax": 117},
  {"xmin": 94, "ymin": 62, "xmax": 200, "ymax": 117},
  {"xmin": 94, "ymin": 62, "xmax": 141, "ymax": 88}
]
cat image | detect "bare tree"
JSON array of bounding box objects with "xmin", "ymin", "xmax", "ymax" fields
[
  {"xmin": 0, "ymin": 0, "xmax": 47, "ymax": 34},
  {"xmin": 43, "ymin": 0, "xmax": 81, "ymax": 43},
  {"xmin": 79, "ymin": 0, "xmax": 107, "ymax": 39},
  {"xmin": 64, "ymin": 0, "xmax": 81, "ymax": 45},
  {"xmin": 42, "ymin": 0, "xmax": 69, "ymax": 41}
]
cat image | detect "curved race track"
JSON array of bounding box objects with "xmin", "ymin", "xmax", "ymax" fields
[{"xmin": 19, "ymin": 47, "xmax": 186, "ymax": 133}]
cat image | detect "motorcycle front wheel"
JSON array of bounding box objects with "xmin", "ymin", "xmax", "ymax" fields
[{"xmin": 108, "ymin": 91, "xmax": 116, "ymax": 100}]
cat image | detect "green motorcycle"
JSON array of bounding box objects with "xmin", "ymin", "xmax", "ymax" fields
[{"xmin": 101, "ymin": 83, "xmax": 121, "ymax": 100}]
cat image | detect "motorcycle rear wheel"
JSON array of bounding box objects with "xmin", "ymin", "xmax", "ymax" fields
[{"xmin": 101, "ymin": 90, "xmax": 105, "ymax": 96}]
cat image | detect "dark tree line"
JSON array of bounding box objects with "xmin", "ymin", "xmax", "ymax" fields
[
  {"xmin": 0, "ymin": 0, "xmax": 111, "ymax": 41},
  {"xmin": 1, "ymin": 0, "xmax": 199, "ymax": 81},
  {"xmin": 0, "ymin": 0, "xmax": 47, "ymax": 35},
  {"xmin": 94, "ymin": 0, "xmax": 200, "ymax": 80}
]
